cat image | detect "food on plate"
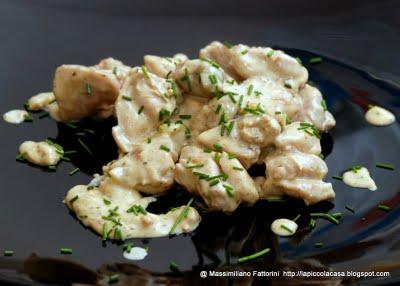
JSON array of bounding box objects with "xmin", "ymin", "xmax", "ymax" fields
[
  {"xmin": 365, "ymin": 105, "xmax": 395, "ymax": 126},
  {"xmin": 10, "ymin": 41, "xmax": 343, "ymax": 240},
  {"xmin": 3, "ymin": 109, "xmax": 30, "ymax": 124},
  {"xmin": 270, "ymin": 218, "xmax": 298, "ymax": 236},
  {"xmin": 18, "ymin": 140, "xmax": 63, "ymax": 166},
  {"xmin": 342, "ymin": 166, "xmax": 377, "ymax": 191}
]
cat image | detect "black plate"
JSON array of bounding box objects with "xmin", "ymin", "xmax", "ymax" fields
[{"xmin": 1, "ymin": 1, "xmax": 399, "ymax": 285}]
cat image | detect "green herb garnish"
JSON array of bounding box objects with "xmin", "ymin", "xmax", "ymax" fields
[
  {"xmin": 309, "ymin": 57, "xmax": 323, "ymax": 64},
  {"xmin": 69, "ymin": 168, "xmax": 80, "ymax": 176},
  {"xmin": 141, "ymin": 65, "xmax": 150, "ymax": 78},
  {"xmin": 60, "ymin": 248, "xmax": 72, "ymax": 254},
  {"xmin": 237, "ymin": 248, "xmax": 270, "ymax": 264},
  {"xmin": 169, "ymin": 198, "xmax": 194, "ymax": 234},
  {"xmin": 376, "ymin": 163, "xmax": 395, "ymax": 171}
]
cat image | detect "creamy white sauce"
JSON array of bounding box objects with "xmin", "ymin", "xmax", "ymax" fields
[
  {"xmin": 343, "ymin": 167, "xmax": 377, "ymax": 191},
  {"xmin": 3, "ymin": 109, "xmax": 29, "ymax": 124},
  {"xmin": 19, "ymin": 141, "xmax": 62, "ymax": 166},
  {"xmin": 88, "ymin": 173, "xmax": 102, "ymax": 188},
  {"xmin": 27, "ymin": 92, "xmax": 55, "ymax": 111},
  {"xmin": 123, "ymin": 246, "xmax": 148, "ymax": 261},
  {"xmin": 365, "ymin": 106, "xmax": 395, "ymax": 126},
  {"xmin": 270, "ymin": 218, "xmax": 298, "ymax": 236}
]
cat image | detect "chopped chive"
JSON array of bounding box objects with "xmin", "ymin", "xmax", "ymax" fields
[
  {"xmin": 181, "ymin": 68, "xmax": 192, "ymax": 92},
  {"xmin": 114, "ymin": 227, "xmax": 124, "ymax": 240},
  {"xmin": 238, "ymin": 94, "xmax": 244, "ymax": 108},
  {"xmin": 310, "ymin": 213, "xmax": 340, "ymax": 225},
  {"xmin": 108, "ymin": 273, "xmax": 119, "ymax": 285},
  {"xmin": 23, "ymin": 114, "xmax": 33, "ymax": 122},
  {"xmin": 280, "ymin": 224, "xmax": 294, "ymax": 234},
  {"xmin": 16, "ymin": 153, "xmax": 26, "ymax": 162},
  {"xmin": 331, "ymin": 212, "xmax": 342, "ymax": 219},
  {"xmin": 123, "ymin": 243, "xmax": 133, "ymax": 253},
  {"xmin": 179, "ymin": 114, "xmax": 192, "ymax": 120},
  {"xmin": 241, "ymin": 49, "xmax": 248, "ymax": 55},
  {"xmin": 170, "ymin": 260, "xmax": 181, "ymax": 273},
  {"xmin": 4, "ymin": 250, "xmax": 14, "ymax": 257},
  {"xmin": 321, "ymin": 99, "xmax": 328, "ymax": 111},
  {"xmin": 48, "ymin": 165, "xmax": 57, "ymax": 172},
  {"xmin": 122, "ymin": 95, "xmax": 132, "ymax": 101},
  {"xmin": 377, "ymin": 204, "xmax": 390, "ymax": 212},
  {"xmin": 64, "ymin": 150, "xmax": 77, "ymax": 155},
  {"xmin": 103, "ymin": 198, "xmax": 111, "ymax": 205},
  {"xmin": 85, "ymin": 83, "xmax": 92, "ymax": 95},
  {"xmin": 185, "ymin": 164, "xmax": 204, "ymax": 169},
  {"xmin": 314, "ymin": 242, "xmax": 324, "ymax": 248},
  {"xmin": 376, "ymin": 163, "xmax": 395, "ymax": 171},
  {"xmin": 126, "ymin": 204, "xmax": 147, "ymax": 215},
  {"xmin": 219, "ymin": 111, "xmax": 227, "ymax": 124},
  {"xmin": 141, "ymin": 65, "xmax": 150, "ymax": 78},
  {"xmin": 332, "ymin": 175, "xmax": 343, "ymax": 180},
  {"xmin": 158, "ymin": 108, "xmax": 171, "ymax": 121},
  {"xmin": 233, "ymin": 166, "xmax": 243, "ymax": 171},
  {"xmin": 309, "ymin": 218, "xmax": 316, "ymax": 229},
  {"xmin": 309, "ymin": 57, "xmax": 323, "ymax": 64},
  {"xmin": 209, "ymin": 179, "xmax": 219, "ymax": 187},
  {"xmin": 298, "ymin": 122, "xmax": 321, "ymax": 139},
  {"xmin": 345, "ymin": 205, "xmax": 355, "ymax": 213},
  {"xmin": 199, "ymin": 57, "xmax": 221, "ymax": 69},
  {"xmin": 349, "ymin": 165, "xmax": 363, "ymax": 173},
  {"xmin": 247, "ymin": 84, "xmax": 254, "ymax": 96},
  {"xmin": 69, "ymin": 168, "xmax": 80, "ymax": 176},
  {"xmin": 39, "ymin": 112, "xmax": 49, "ymax": 119},
  {"xmin": 69, "ymin": 195, "xmax": 79, "ymax": 204},
  {"xmin": 226, "ymin": 121, "xmax": 234, "ymax": 136},
  {"xmin": 228, "ymin": 93, "xmax": 237, "ymax": 103},
  {"xmin": 223, "ymin": 41, "xmax": 233, "ymax": 48},
  {"xmin": 138, "ymin": 105, "xmax": 144, "ymax": 114},
  {"xmin": 213, "ymin": 143, "xmax": 223, "ymax": 151},
  {"xmin": 228, "ymin": 153, "xmax": 236, "ymax": 159},
  {"xmin": 208, "ymin": 74, "xmax": 217, "ymax": 85},
  {"xmin": 237, "ymin": 248, "xmax": 270, "ymax": 263},
  {"xmin": 169, "ymin": 198, "xmax": 194, "ymax": 234},
  {"xmin": 266, "ymin": 197, "xmax": 287, "ymax": 203},
  {"xmin": 293, "ymin": 214, "xmax": 301, "ymax": 222},
  {"xmin": 147, "ymin": 137, "xmax": 151, "ymax": 144},
  {"xmin": 112, "ymin": 67, "xmax": 118, "ymax": 75},
  {"xmin": 60, "ymin": 248, "xmax": 72, "ymax": 254},
  {"xmin": 64, "ymin": 122, "xmax": 78, "ymax": 129},
  {"xmin": 215, "ymin": 104, "xmax": 222, "ymax": 114},
  {"xmin": 77, "ymin": 138, "xmax": 93, "ymax": 156},
  {"xmin": 75, "ymin": 132, "xmax": 86, "ymax": 137},
  {"xmin": 160, "ymin": 145, "xmax": 170, "ymax": 152},
  {"xmin": 193, "ymin": 172, "xmax": 210, "ymax": 180},
  {"xmin": 267, "ymin": 49, "xmax": 275, "ymax": 57}
]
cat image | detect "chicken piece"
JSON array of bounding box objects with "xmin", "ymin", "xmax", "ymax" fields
[
  {"xmin": 53, "ymin": 65, "xmax": 120, "ymax": 121},
  {"xmin": 27, "ymin": 92, "xmax": 55, "ymax": 111},
  {"xmin": 199, "ymin": 41, "xmax": 242, "ymax": 81},
  {"xmin": 197, "ymin": 114, "xmax": 282, "ymax": 168},
  {"xmin": 172, "ymin": 59, "xmax": 231, "ymax": 97},
  {"xmin": 144, "ymin": 54, "xmax": 187, "ymax": 78},
  {"xmin": 261, "ymin": 122, "xmax": 335, "ymax": 205},
  {"xmin": 230, "ymin": 44, "xmax": 308, "ymax": 90},
  {"xmin": 274, "ymin": 122, "xmax": 321, "ymax": 155},
  {"xmin": 65, "ymin": 183, "xmax": 200, "ymax": 239},
  {"xmin": 19, "ymin": 141, "xmax": 62, "ymax": 166},
  {"xmin": 175, "ymin": 146, "xmax": 259, "ymax": 212},
  {"xmin": 95, "ymin": 57, "xmax": 131, "ymax": 84},
  {"xmin": 294, "ymin": 84, "xmax": 336, "ymax": 131},
  {"xmin": 199, "ymin": 76, "xmax": 301, "ymax": 131},
  {"xmin": 112, "ymin": 68, "xmax": 177, "ymax": 152},
  {"xmin": 103, "ymin": 135, "xmax": 178, "ymax": 195}
]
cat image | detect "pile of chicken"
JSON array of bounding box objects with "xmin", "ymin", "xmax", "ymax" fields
[{"xmin": 46, "ymin": 41, "xmax": 336, "ymax": 239}]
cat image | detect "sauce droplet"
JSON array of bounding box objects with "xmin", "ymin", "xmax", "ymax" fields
[
  {"xmin": 343, "ymin": 167, "xmax": 377, "ymax": 191},
  {"xmin": 270, "ymin": 218, "xmax": 298, "ymax": 236},
  {"xmin": 123, "ymin": 247, "xmax": 148, "ymax": 261},
  {"xmin": 3, "ymin": 109, "xmax": 28, "ymax": 124},
  {"xmin": 365, "ymin": 106, "xmax": 395, "ymax": 126}
]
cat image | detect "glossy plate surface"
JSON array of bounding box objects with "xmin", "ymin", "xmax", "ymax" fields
[{"xmin": 0, "ymin": 1, "xmax": 399, "ymax": 285}]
